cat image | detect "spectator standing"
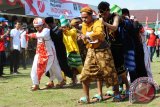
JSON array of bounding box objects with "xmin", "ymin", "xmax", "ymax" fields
[
  {"xmin": 156, "ymin": 34, "xmax": 160, "ymax": 57},
  {"xmin": 20, "ymin": 23, "xmax": 28, "ymax": 69},
  {"xmin": 10, "ymin": 21, "xmax": 21, "ymax": 74},
  {"xmin": 0, "ymin": 19, "xmax": 7, "ymax": 76},
  {"xmin": 147, "ymin": 28, "xmax": 158, "ymax": 62}
]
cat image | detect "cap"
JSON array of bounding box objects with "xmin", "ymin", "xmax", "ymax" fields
[
  {"xmin": 59, "ymin": 15, "xmax": 69, "ymax": 27},
  {"xmin": 33, "ymin": 17, "xmax": 44, "ymax": 27}
]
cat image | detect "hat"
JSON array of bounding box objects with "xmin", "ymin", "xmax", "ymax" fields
[
  {"xmin": 0, "ymin": 17, "xmax": 8, "ymax": 22},
  {"xmin": 33, "ymin": 17, "xmax": 44, "ymax": 27},
  {"xmin": 45, "ymin": 17, "xmax": 54, "ymax": 24},
  {"xmin": 80, "ymin": 7, "xmax": 93, "ymax": 14},
  {"xmin": 59, "ymin": 15, "xmax": 69, "ymax": 27},
  {"xmin": 70, "ymin": 19, "xmax": 80, "ymax": 26},
  {"xmin": 110, "ymin": 4, "xmax": 122, "ymax": 15}
]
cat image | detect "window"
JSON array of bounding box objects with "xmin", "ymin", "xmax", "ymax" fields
[{"xmin": 73, "ymin": 4, "xmax": 77, "ymax": 10}]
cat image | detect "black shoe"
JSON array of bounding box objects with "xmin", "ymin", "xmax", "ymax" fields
[
  {"xmin": 0, "ymin": 75, "xmax": 4, "ymax": 77},
  {"xmin": 10, "ymin": 71, "xmax": 13, "ymax": 74},
  {"xmin": 16, "ymin": 71, "xmax": 20, "ymax": 74}
]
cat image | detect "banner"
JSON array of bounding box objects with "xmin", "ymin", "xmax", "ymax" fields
[
  {"xmin": 0, "ymin": 0, "xmax": 25, "ymax": 7},
  {"xmin": 25, "ymin": 0, "xmax": 82, "ymax": 19}
]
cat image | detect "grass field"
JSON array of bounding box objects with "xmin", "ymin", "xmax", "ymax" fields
[{"xmin": 0, "ymin": 57, "xmax": 160, "ymax": 107}]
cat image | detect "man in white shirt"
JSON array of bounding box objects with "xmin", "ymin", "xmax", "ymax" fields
[
  {"xmin": 20, "ymin": 23, "xmax": 28, "ymax": 69},
  {"xmin": 10, "ymin": 21, "xmax": 21, "ymax": 74}
]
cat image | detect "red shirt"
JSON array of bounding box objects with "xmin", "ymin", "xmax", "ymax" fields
[
  {"xmin": 0, "ymin": 28, "xmax": 5, "ymax": 51},
  {"xmin": 147, "ymin": 33, "xmax": 158, "ymax": 47}
]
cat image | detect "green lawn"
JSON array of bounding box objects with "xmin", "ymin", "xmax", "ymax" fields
[{"xmin": 0, "ymin": 57, "xmax": 160, "ymax": 107}]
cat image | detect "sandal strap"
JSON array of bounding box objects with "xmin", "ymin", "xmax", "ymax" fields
[
  {"xmin": 92, "ymin": 94, "xmax": 102, "ymax": 101},
  {"xmin": 46, "ymin": 82, "xmax": 54, "ymax": 87},
  {"xmin": 78, "ymin": 97, "xmax": 88, "ymax": 104},
  {"xmin": 113, "ymin": 94, "xmax": 123, "ymax": 102},
  {"xmin": 106, "ymin": 90, "xmax": 114, "ymax": 96},
  {"xmin": 31, "ymin": 86, "xmax": 40, "ymax": 91}
]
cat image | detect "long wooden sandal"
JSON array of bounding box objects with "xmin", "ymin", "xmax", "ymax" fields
[
  {"xmin": 56, "ymin": 80, "xmax": 66, "ymax": 88},
  {"xmin": 31, "ymin": 85, "xmax": 40, "ymax": 91},
  {"xmin": 44, "ymin": 82, "xmax": 54, "ymax": 89}
]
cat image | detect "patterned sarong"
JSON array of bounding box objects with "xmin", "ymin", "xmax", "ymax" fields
[
  {"xmin": 67, "ymin": 52, "xmax": 82, "ymax": 68},
  {"xmin": 80, "ymin": 48, "xmax": 118, "ymax": 87}
]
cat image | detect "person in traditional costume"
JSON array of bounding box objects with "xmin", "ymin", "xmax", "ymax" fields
[
  {"xmin": 98, "ymin": 2, "xmax": 129, "ymax": 100},
  {"xmin": 70, "ymin": 18, "xmax": 87, "ymax": 64},
  {"xmin": 139, "ymin": 24, "xmax": 153, "ymax": 78},
  {"xmin": 78, "ymin": 7, "xmax": 119, "ymax": 103},
  {"xmin": 130, "ymin": 18, "xmax": 148, "ymax": 78},
  {"xmin": 60, "ymin": 15, "xmax": 83, "ymax": 85},
  {"xmin": 44, "ymin": 17, "xmax": 73, "ymax": 83},
  {"xmin": 30, "ymin": 18, "xmax": 64, "ymax": 91}
]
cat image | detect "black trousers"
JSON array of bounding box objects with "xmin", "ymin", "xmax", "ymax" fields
[
  {"xmin": 0, "ymin": 51, "xmax": 6, "ymax": 76},
  {"xmin": 110, "ymin": 45, "xmax": 126, "ymax": 75},
  {"xmin": 10, "ymin": 49, "xmax": 20, "ymax": 73},
  {"xmin": 21, "ymin": 48, "xmax": 26, "ymax": 69},
  {"xmin": 156, "ymin": 46, "xmax": 160, "ymax": 57}
]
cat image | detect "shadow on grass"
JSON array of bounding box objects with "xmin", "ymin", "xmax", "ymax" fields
[
  {"xmin": 0, "ymin": 73, "xmax": 29, "ymax": 79},
  {"xmin": 40, "ymin": 82, "xmax": 98, "ymax": 90},
  {"xmin": 66, "ymin": 82, "xmax": 97, "ymax": 89}
]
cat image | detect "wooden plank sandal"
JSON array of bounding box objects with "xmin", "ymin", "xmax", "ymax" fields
[{"xmin": 31, "ymin": 85, "xmax": 40, "ymax": 91}]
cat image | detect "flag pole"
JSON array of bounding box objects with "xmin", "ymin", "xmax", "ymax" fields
[
  {"xmin": 155, "ymin": 13, "xmax": 159, "ymax": 35},
  {"xmin": 145, "ymin": 16, "xmax": 148, "ymax": 30}
]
